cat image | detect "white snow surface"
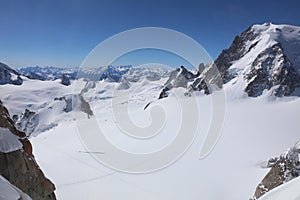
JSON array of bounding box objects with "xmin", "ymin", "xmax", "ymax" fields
[
  {"xmin": 0, "ymin": 127, "xmax": 22, "ymax": 153},
  {"xmin": 260, "ymin": 176, "xmax": 300, "ymax": 200},
  {"xmin": 1, "ymin": 77, "xmax": 292, "ymax": 199},
  {"xmin": 30, "ymin": 93, "xmax": 300, "ymax": 200},
  {"xmin": 0, "ymin": 176, "xmax": 32, "ymax": 200},
  {"xmin": 252, "ymin": 23, "xmax": 300, "ymax": 70},
  {"xmin": 1, "ymin": 63, "xmax": 300, "ymax": 199}
]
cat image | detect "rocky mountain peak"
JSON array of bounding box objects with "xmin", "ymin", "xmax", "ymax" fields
[
  {"xmin": 158, "ymin": 65, "xmax": 199, "ymax": 99},
  {"xmin": 215, "ymin": 23, "xmax": 300, "ymax": 97},
  {"xmin": 158, "ymin": 63, "xmax": 222, "ymax": 99},
  {"xmin": 158, "ymin": 23, "xmax": 300, "ymax": 99},
  {"xmin": 214, "ymin": 25, "xmax": 259, "ymax": 82},
  {"xmin": 244, "ymin": 43, "xmax": 299, "ymax": 97}
]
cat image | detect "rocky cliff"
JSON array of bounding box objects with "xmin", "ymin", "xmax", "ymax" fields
[
  {"xmin": 252, "ymin": 142, "xmax": 300, "ymax": 199},
  {"xmin": 0, "ymin": 100, "xmax": 56, "ymax": 200}
]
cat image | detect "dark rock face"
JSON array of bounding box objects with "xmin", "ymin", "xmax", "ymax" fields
[
  {"xmin": 245, "ymin": 43, "xmax": 300, "ymax": 97},
  {"xmin": 60, "ymin": 74, "xmax": 71, "ymax": 86},
  {"xmin": 252, "ymin": 143, "xmax": 300, "ymax": 199},
  {"xmin": 214, "ymin": 26, "xmax": 258, "ymax": 83},
  {"xmin": 0, "ymin": 150, "xmax": 56, "ymax": 200},
  {"xmin": 0, "ymin": 100, "xmax": 56, "ymax": 200},
  {"xmin": 0, "ymin": 62, "xmax": 23, "ymax": 85}
]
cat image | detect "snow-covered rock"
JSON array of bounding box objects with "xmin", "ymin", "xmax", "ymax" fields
[
  {"xmin": 216, "ymin": 23, "xmax": 300, "ymax": 97},
  {"xmin": 117, "ymin": 77, "xmax": 131, "ymax": 90},
  {"xmin": 0, "ymin": 62, "xmax": 23, "ymax": 85},
  {"xmin": 259, "ymin": 176, "xmax": 300, "ymax": 200},
  {"xmin": 252, "ymin": 141, "xmax": 300, "ymax": 199},
  {"xmin": 12, "ymin": 109, "xmax": 37, "ymax": 136},
  {"xmin": 60, "ymin": 74, "xmax": 71, "ymax": 86},
  {"xmin": 161, "ymin": 23, "xmax": 300, "ymax": 99},
  {"xmin": 158, "ymin": 66, "xmax": 198, "ymax": 99},
  {"xmin": 11, "ymin": 93, "xmax": 93, "ymax": 136},
  {"xmin": 158, "ymin": 64, "xmax": 222, "ymax": 99}
]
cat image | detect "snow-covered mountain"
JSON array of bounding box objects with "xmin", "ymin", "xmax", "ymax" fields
[
  {"xmin": 159, "ymin": 23, "xmax": 300, "ymax": 99},
  {"xmin": 216, "ymin": 22, "xmax": 300, "ymax": 97},
  {"xmin": 11, "ymin": 93, "xmax": 93, "ymax": 136},
  {"xmin": 73, "ymin": 65, "xmax": 171, "ymax": 83},
  {"xmin": 18, "ymin": 65, "xmax": 171, "ymax": 83},
  {"xmin": 17, "ymin": 66, "xmax": 77, "ymax": 81},
  {"xmin": 0, "ymin": 64, "xmax": 169, "ymax": 137},
  {"xmin": 0, "ymin": 62, "xmax": 23, "ymax": 85}
]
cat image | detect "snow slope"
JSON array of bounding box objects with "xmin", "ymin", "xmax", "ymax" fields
[
  {"xmin": 0, "ymin": 176, "xmax": 32, "ymax": 200},
  {"xmin": 1, "ymin": 62, "xmax": 300, "ymax": 199},
  {"xmin": 0, "ymin": 127, "xmax": 22, "ymax": 153},
  {"xmin": 29, "ymin": 80, "xmax": 300, "ymax": 200},
  {"xmin": 260, "ymin": 176, "xmax": 300, "ymax": 200}
]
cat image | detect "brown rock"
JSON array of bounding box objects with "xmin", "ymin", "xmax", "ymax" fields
[{"xmin": 0, "ymin": 100, "xmax": 56, "ymax": 199}]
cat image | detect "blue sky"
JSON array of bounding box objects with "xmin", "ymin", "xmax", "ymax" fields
[{"xmin": 0, "ymin": 0, "xmax": 299, "ymax": 68}]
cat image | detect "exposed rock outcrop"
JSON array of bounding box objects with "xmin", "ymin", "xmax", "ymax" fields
[
  {"xmin": 117, "ymin": 77, "xmax": 131, "ymax": 90},
  {"xmin": 252, "ymin": 142, "xmax": 300, "ymax": 199},
  {"xmin": 158, "ymin": 64, "xmax": 222, "ymax": 99},
  {"xmin": 0, "ymin": 100, "xmax": 56, "ymax": 200},
  {"xmin": 245, "ymin": 43, "xmax": 300, "ymax": 97},
  {"xmin": 214, "ymin": 26, "xmax": 259, "ymax": 83},
  {"xmin": 12, "ymin": 109, "xmax": 37, "ymax": 136},
  {"xmin": 54, "ymin": 94, "xmax": 93, "ymax": 118},
  {"xmin": 60, "ymin": 74, "xmax": 71, "ymax": 86}
]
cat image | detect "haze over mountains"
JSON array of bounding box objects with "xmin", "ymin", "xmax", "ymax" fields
[{"xmin": 1, "ymin": 23, "xmax": 300, "ymax": 199}]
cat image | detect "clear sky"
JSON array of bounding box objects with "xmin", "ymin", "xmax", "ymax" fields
[{"xmin": 0, "ymin": 0, "xmax": 299, "ymax": 68}]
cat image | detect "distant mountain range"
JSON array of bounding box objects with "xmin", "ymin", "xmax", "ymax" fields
[
  {"xmin": 2, "ymin": 23, "xmax": 300, "ymax": 98},
  {"xmin": 16, "ymin": 65, "xmax": 170, "ymax": 83}
]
